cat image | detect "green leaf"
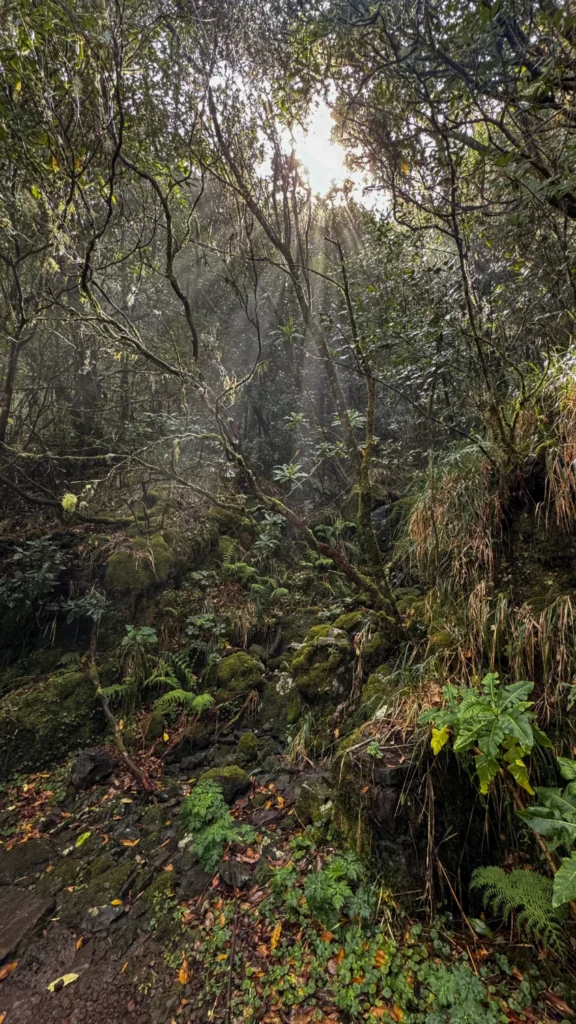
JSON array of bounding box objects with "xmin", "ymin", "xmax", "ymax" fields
[
  {"xmin": 475, "ymin": 752, "xmax": 500, "ymax": 794},
  {"xmin": 431, "ymin": 726, "xmax": 450, "ymax": 755},
  {"xmin": 553, "ymin": 852, "xmax": 576, "ymax": 908},
  {"xmin": 507, "ymin": 758, "xmax": 535, "ymax": 795},
  {"xmin": 533, "ymin": 724, "xmax": 553, "ymax": 748},
  {"xmin": 557, "ymin": 757, "xmax": 576, "ymax": 781},
  {"xmin": 75, "ymin": 831, "xmax": 91, "ymax": 847}
]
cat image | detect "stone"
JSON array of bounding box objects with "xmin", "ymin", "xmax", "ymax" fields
[
  {"xmin": 70, "ymin": 747, "xmax": 118, "ymax": 789},
  {"xmin": 218, "ymin": 858, "xmax": 252, "ymax": 890},
  {"xmin": 0, "ymin": 837, "xmax": 54, "ymax": 884},
  {"xmin": 81, "ymin": 903, "xmax": 126, "ymax": 933},
  {"xmin": 197, "ymin": 765, "xmax": 250, "ymax": 804},
  {"xmin": 177, "ymin": 864, "xmax": 213, "ymax": 899},
  {"xmin": 292, "ymin": 773, "xmax": 333, "ymax": 825},
  {"xmin": 0, "ymin": 886, "xmax": 53, "ymax": 959}
]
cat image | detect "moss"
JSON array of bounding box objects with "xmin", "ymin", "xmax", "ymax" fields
[
  {"xmin": 281, "ymin": 609, "xmax": 323, "ymax": 648},
  {"xmin": 295, "ymin": 776, "xmax": 333, "ymax": 826},
  {"xmin": 105, "ymin": 533, "xmax": 175, "ymax": 594},
  {"xmin": 333, "ymin": 610, "xmax": 365, "ymax": 632},
  {"xmin": 60, "ymin": 860, "xmax": 135, "ymax": 926},
  {"xmin": 0, "ymin": 670, "xmax": 105, "ymax": 781},
  {"xmin": 361, "ymin": 631, "xmax": 391, "ymax": 673},
  {"xmin": 236, "ymin": 731, "xmax": 259, "ymax": 765},
  {"xmin": 361, "ymin": 664, "xmax": 394, "ymax": 710},
  {"xmin": 143, "ymin": 711, "xmax": 165, "ymax": 741},
  {"xmin": 142, "ymin": 869, "xmax": 175, "ymax": 906},
  {"xmin": 89, "ymin": 852, "xmax": 116, "ymax": 879},
  {"xmin": 215, "ymin": 652, "xmax": 264, "ymax": 693},
  {"xmin": 141, "ymin": 804, "xmax": 168, "ymax": 828},
  {"xmin": 258, "ymin": 675, "xmax": 297, "ymax": 738},
  {"xmin": 198, "ymin": 764, "xmax": 250, "ymax": 803},
  {"xmin": 290, "ymin": 626, "xmax": 352, "ymax": 704}
]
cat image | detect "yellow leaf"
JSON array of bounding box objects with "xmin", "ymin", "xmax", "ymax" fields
[
  {"xmin": 121, "ymin": 962, "xmax": 129, "ymax": 974},
  {"xmin": 75, "ymin": 831, "xmax": 91, "ymax": 848},
  {"xmin": 13, "ymin": 81, "xmax": 22, "ymax": 100},
  {"xmin": 0, "ymin": 1012, "xmax": 6, "ymax": 1023},
  {"xmin": 163, "ymin": 732, "xmax": 169, "ymax": 742},
  {"xmin": 110, "ymin": 899, "xmax": 123, "ymax": 906},
  {"xmin": 431, "ymin": 726, "xmax": 450, "ymax": 755},
  {"xmin": 121, "ymin": 839, "xmax": 139, "ymax": 847},
  {"xmin": 401, "ymin": 161, "xmax": 409, "ymax": 174},
  {"xmin": 119, "ymin": 719, "xmax": 124, "ymax": 730},
  {"xmin": 216, "ymin": 953, "xmax": 228, "ymax": 962},
  {"xmin": 76, "ymin": 937, "xmax": 83, "ymax": 950},
  {"xmin": 47, "ymin": 973, "xmax": 78, "ymax": 992},
  {"xmin": 178, "ymin": 957, "xmax": 189, "ymax": 985},
  {"xmin": 373, "ymin": 949, "xmax": 387, "ymax": 968},
  {"xmin": 51, "ymin": 155, "xmax": 60, "ymax": 173},
  {"xmin": 270, "ymin": 922, "xmax": 282, "ymax": 951}
]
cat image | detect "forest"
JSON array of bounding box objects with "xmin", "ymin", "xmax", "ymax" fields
[{"xmin": 1, "ymin": 0, "xmax": 576, "ymax": 1020}]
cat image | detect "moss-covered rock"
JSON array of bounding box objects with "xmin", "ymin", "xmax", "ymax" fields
[
  {"xmin": 236, "ymin": 731, "xmax": 259, "ymax": 765},
  {"xmin": 258, "ymin": 673, "xmax": 297, "ymax": 738},
  {"xmin": 361, "ymin": 664, "xmax": 394, "ymax": 710},
  {"xmin": 290, "ymin": 626, "xmax": 352, "ymax": 704},
  {"xmin": 143, "ymin": 711, "xmax": 165, "ymax": 741},
  {"xmin": 0, "ymin": 670, "xmax": 105, "ymax": 781},
  {"xmin": 198, "ymin": 765, "xmax": 250, "ymax": 803},
  {"xmin": 215, "ymin": 652, "xmax": 264, "ymax": 694},
  {"xmin": 60, "ymin": 860, "xmax": 136, "ymax": 926},
  {"xmin": 105, "ymin": 533, "xmax": 175, "ymax": 594},
  {"xmin": 333, "ymin": 610, "xmax": 366, "ymax": 632},
  {"xmin": 294, "ymin": 774, "xmax": 333, "ymax": 826}
]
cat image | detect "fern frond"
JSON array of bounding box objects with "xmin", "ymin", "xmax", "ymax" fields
[
  {"xmin": 98, "ymin": 682, "xmax": 131, "ymax": 702},
  {"xmin": 153, "ymin": 689, "xmax": 214, "ymax": 716},
  {"xmin": 471, "ymin": 866, "xmax": 567, "ymax": 952}
]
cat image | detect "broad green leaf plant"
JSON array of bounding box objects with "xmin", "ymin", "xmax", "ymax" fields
[{"xmin": 421, "ymin": 672, "xmax": 552, "ymax": 795}]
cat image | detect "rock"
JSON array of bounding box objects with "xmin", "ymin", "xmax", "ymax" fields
[
  {"xmin": 290, "ymin": 626, "xmax": 353, "ymax": 704},
  {"xmin": 218, "ymin": 858, "xmax": 252, "ymax": 890},
  {"xmin": 0, "ymin": 887, "xmax": 54, "ymax": 959},
  {"xmin": 82, "ymin": 903, "xmax": 126, "ymax": 933},
  {"xmin": 0, "ymin": 837, "xmax": 54, "ymax": 884},
  {"xmin": 70, "ymin": 747, "xmax": 118, "ymax": 789},
  {"xmin": 177, "ymin": 863, "xmax": 213, "ymax": 899},
  {"xmin": 197, "ymin": 765, "xmax": 250, "ymax": 804},
  {"xmin": 294, "ymin": 773, "xmax": 333, "ymax": 825},
  {"xmin": 214, "ymin": 652, "xmax": 265, "ymax": 694},
  {"xmin": 236, "ymin": 731, "xmax": 259, "ymax": 765},
  {"xmin": 0, "ymin": 670, "xmax": 105, "ymax": 781},
  {"xmin": 60, "ymin": 860, "xmax": 136, "ymax": 926}
]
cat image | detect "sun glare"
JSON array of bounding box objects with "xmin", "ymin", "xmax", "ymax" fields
[{"xmin": 291, "ymin": 101, "xmax": 353, "ymax": 196}]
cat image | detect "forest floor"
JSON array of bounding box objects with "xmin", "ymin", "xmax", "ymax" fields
[{"xmin": 0, "ymin": 747, "xmax": 574, "ymax": 1024}]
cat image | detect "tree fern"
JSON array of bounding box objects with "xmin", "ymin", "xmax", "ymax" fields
[{"xmin": 470, "ymin": 866, "xmax": 567, "ymax": 952}]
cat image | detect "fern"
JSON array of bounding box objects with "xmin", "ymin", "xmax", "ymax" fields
[
  {"xmin": 153, "ymin": 689, "xmax": 214, "ymax": 716},
  {"xmin": 178, "ymin": 780, "xmax": 255, "ymax": 872},
  {"xmin": 98, "ymin": 680, "xmax": 133, "ymax": 702},
  {"xmin": 470, "ymin": 866, "xmax": 567, "ymax": 952}
]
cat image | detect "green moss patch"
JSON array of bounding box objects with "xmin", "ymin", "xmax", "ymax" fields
[
  {"xmin": 0, "ymin": 670, "xmax": 105, "ymax": 781},
  {"xmin": 215, "ymin": 652, "xmax": 264, "ymax": 693},
  {"xmin": 105, "ymin": 533, "xmax": 175, "ymax": 594},
  {"xmin": 198, "ymin": 765, "xmax": 250, "ymax": 803}
]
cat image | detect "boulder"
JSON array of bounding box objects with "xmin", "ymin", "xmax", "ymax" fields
[
  {"xmin": 197, "ymin": 765, "xmax": 250, "ymax": 804},
  {"xmin": 0, "ymin": 887, "xmax": 53, "ymax": 960},
  {"xmin": 0, "ymin": 670, "xmax": 105, "ymax": 781},
  {"xmin": 0, "ymin": 838, "xmax": 54, "ymax": 885},
  {"xmin": 290, "ymin": 626, "xmax": 353, "ymax": 704},
  {"xmin": 218, "ymin": 857, "xmax": 252, "ymax": 890},
  {"xmin": 70, "ymin": 747, "xmax": 118, "ymax": 789},
  {"xmin": 214, "ymin": 652, "xmax": 264, "ymax": 694}
]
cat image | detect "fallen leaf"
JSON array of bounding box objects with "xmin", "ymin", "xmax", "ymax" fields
[
  {"xmin": 374, "ymin": 949, "xmax": 387, "ymax": 968},
  {"xmin": 47, "ymin": 973, "xmax": 79, "ymax": 992},
  {"xmin": 121, "ymin": 962, "xmax": 129, "ymax": 974},
  {"xmin": 270, "ymin": 922, "xmax": 282, "ymax": 951},
  {"xmin": 368, "ymin": 1010, "xmax": 387, "ymax": 1020},
  {"xmin": 0, "ymin": 1011, "xmax": 6, "ymax": 1023},
  {"xmin": 321, "ymin": 930, "xmax": 335, "ymax": 942},
  {"xmin": 390, "ymin": 1008, "xmax": 404, "ymax": 1022},
  {"xmin": 76, "ymin": 937, "xmax": 84, "ymax": 950},
  {"xmin": 75, "ymin": 831, "xmax": 91, "ymax": 848},
  {"xmin": 163, "ymin": 732, "xmax": 169, "ymax": 742},
  {"xmin": 216, "ymin": 953, "xmax": 228, "ymax": 962},
  {"xmin": 121, "ymin": 839, "xmax": 140, "ymax": 847},
  {"xmin": 179, "ymin": 957, "xmax": 189, "ymax": 984},
  {"xmin": 256, "ymin": 943, "xmax": 269, "ymax": 958},
  {"xmin": 164, "ymin": 864, "xmax": 174, "ymax": 872},
  {"xmin": 0, "ymin": 961, "xmax": 18, "ymax": 982},
  {"xmin": 110, "ymin": 899, "xmax": 123, "ymax": 906}
]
